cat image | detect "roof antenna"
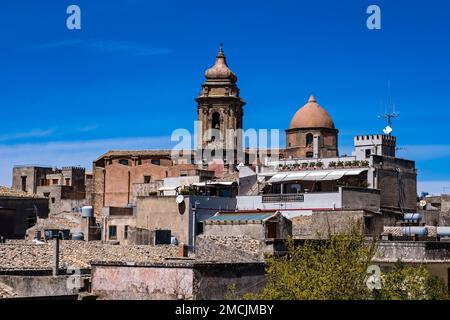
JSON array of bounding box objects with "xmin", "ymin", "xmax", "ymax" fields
[{"xmin": 379, "ymin": 80, "xmax": 399, "ymax": 136}]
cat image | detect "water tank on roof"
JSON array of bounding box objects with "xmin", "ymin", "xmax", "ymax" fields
[
  {"xmin": 71, "ymin": 232, "xmax": 85, "ymax": 241},
  {"xmin": 81, "ymin": 206, "xmax": 94, "ymax": 218},
  {"xmin": 404, "ymin": 213, "xmax": 422, "ymax": 223},
  {"xmin": 402, "ymin": 226, "xmax": 428, "ymax": 236},
  {"xmin": 437, "ymin": 227, "xmax": 450, "ymax": 237}
]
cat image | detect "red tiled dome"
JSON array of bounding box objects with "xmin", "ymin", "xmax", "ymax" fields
[{"xmin": 289, "ymin": 95, "xmax": 335, "ymax": 129}]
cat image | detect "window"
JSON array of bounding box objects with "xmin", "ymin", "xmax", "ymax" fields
[
  {"xmin": 124, "ymin": 225, "xmax": 129, "ymax": 239},
  {"xmin": 365, "ymin": 149, "xmax": 371, "ymax": 159},
  {"xmin": 119, "ymin": 159, "xmax": 129, "ymax": 166},
  {"xmin": 306, "ymin": 133, "xmax": 313, "ymax": 146},
  {"xmin": 51, "ymin": 197, "xmax": 55, "ymax": 204},
  {"xmin": 21, "ymin": 176, "xmax": 27, "ymax": 192},
  {"xmin": 52, "ymin": 179, "xmax": 59, "ymax": 185},
  {"xmin": 65, "ymin": 178, "xmax": 71, "ymax": 186},
  {"xmin": 144, "ymin": 175, "xmax": 151, "ymax": 183},
  {"xmin": 109, "ymin": 226, "xmax": 117, "ymax": 240},
  {"xmin": 180, "ymin": 171, "xmax": 188, "ymax": 177},
  {"xmin": 306, "ymin": 151, "xmax": 314, "ymax": 158},
  {"xmin": 43, "ymin": 192, "xmax": 50, "ymax": 198},
  {"xmin": 27, "ymin": 215, "xmax": 37, "ymax": 228},
  {"xmin": 151, "ymin": 159, "xmax": 160, "ymax": 166},
  {"xmin": 212, "ymin": 112, "xmax": 220, "ymax": 129},
  {"xmin": 196, "ymin": 222, "xmax": 204, "ymax": 235}
]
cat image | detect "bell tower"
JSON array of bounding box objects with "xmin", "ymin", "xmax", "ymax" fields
[{"xmin": 196, "ymin": 45, "xmax": 245, "ymax": 172}]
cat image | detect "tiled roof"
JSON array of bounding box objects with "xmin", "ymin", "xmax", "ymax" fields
[
  {"xmin": 0, "ymin": 241, "xmax": 183, "ymax": 270},
  {"xmin": 95, "ymin": 150, "xmax": 183, "ymax": 161},
  {"xmin": 0, "ymin": 186, "xmax": 43, "ymax": 199}
]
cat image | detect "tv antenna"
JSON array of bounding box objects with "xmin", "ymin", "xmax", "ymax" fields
[{"xmin": 379, "ymin": 80, "xmax": 399, "ymax": 136}]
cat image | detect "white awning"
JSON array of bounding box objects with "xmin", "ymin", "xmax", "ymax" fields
[
  {"xmin": 192, "ymin": 181, "xmax": 235, "ymax": 187},
  {"xmin": 267, "ymin": 173, "xmax": 289, "ymax": 183},
  {"xmin": 267, "ymin": 168, "xmax": 368, "ymax": 183},
  {"xmin": 158, "ymin": 186, "xmax": 180, "ymax": 191}
]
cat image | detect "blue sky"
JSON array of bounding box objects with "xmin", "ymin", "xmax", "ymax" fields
[{"xmin": 0, "ymin": 0, "xmax": 449, "ymax": 195}]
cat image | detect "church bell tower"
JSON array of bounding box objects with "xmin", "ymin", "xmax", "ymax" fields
[{"xmin": 196, "ymin": 45, "xmax": 245, "ymax": 172}]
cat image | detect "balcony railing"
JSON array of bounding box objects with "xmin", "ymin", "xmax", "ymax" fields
[{"xmin": 262, "ymin": 194, "xmax": 305, "ymax": 203}]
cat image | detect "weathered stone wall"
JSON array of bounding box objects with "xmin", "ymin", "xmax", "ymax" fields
[
  {"xmin": 91, "ymin": 264, "xmax": 194, "ymax": 300},
  {"xmin": 0, "ymin": 197, "xmax": 49, "ymax": 239},
  {"xmin": 193, "ymin": 263, "xmax": 267, "ymax": 300},
  {"xmin": 90, "ymin": 262, "xmax": 267, "ymax": 300},
  {"xmin": 0, "ymin": 274, "xmax": 83, "ymax": 298},
  {"xmin": 92, "ymin": 166, "xmax": 105, "ymax": 216},
  {"xmin": 341, "ymin": 187, "xmax": 380, "ymax": 211},
  {"xmin": 373, "ymin": 155, "xmax": 417, "ymax": 212},
  {"xmin": 291, "ymin": 210, "xmax": 364, "ymax": 239},
  {"xmin": 375, "ymin": 241, "xmax": 450, "ymax": 261}
]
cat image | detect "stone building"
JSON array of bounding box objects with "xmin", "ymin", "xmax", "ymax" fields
[
  {"xmin": 196, "ymin": 45, "xmax": 245, "ymax": 173},
  {"xmin": 12, "ymin": 166, "xmax": 91, "ymax": 214},
  {"xmin": 92, "ymin": 150, "xmax": 214, "ymax": 215},
  {"xmin": 0, "ymin": 186, "xmax": 49, "ymax": 239},
  {"xmin": 203, "ymin": 211, "xmax": 292, "ymax": 240}
]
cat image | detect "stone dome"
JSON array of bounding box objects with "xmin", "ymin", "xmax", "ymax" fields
[
  {"xmin": 205, "ymin": 45, "xmax": 236, "ymax": 81},
  {"xmin": 289, "ymin": 95, "xmax": 335, "ymax": 129}
]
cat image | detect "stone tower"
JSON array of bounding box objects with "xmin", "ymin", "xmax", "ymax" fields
[
  {"xmin": 196, "ymin": 45, "xmax": 246, "ymax": 172},
  {"xmin": 285, "ymin": 95, "xmax": 338, "ymax": 159}
]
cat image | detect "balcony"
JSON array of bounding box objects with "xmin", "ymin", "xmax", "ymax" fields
[{"xmin": 262, "ymin": 194, "xmax": 305, "ymax": 203}]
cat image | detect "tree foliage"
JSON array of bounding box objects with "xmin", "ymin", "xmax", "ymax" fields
[
  {"xmin": 245, "ymin": 226, "xmax": 449, "ymax": 300},
  {"xmin": 379, "ymin": 260, "xmax": 449, "ymax": 300},
  {"xmin": 247, "ymin": 225, "xmax": 376, "ymax": 300}
]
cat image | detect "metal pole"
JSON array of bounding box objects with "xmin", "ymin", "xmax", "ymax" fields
[{"xmin": 53, "ymin": 237, "xmax": 60, "ymax": 276}]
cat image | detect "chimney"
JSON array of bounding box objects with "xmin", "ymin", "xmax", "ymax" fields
[
  {"xmin": 313, "ymin": 135, "xmax": 321, "ymax": 158},
  {"xmin": 53, "ymin": 237, "xmax": 60, "ymax": 276}
]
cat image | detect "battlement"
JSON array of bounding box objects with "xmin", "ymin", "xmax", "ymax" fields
[
  {"xmin": 354, "ymin": 134, "xmax": 396, "ymax": 146},
  {"xmin": 62, "ymin": 166, "xmax": 86, "ymax": 172}
]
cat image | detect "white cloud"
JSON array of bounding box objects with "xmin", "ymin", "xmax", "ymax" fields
[
  {"xmin": 417, "ymin": 181, "xmax": 450, "ymax": 196},
  {"xmin": 397, "ymin": 145, "xmax": 450, "ymax": 161},
  {"xmin": 0, "ymin": 136, "xmax": 174, "ymax": 186},
  {"xmin": 0, "ymin": 129, "xmax": 55, "ymax": 142}
]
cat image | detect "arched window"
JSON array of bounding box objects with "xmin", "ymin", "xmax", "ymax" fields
[
  {"xmin": 306, "ymin": 133, "xmax": 313, "ymax": 146},
  {"xmin": 212, "ymin": 112, "xmax": 220, "ymax": 129}
]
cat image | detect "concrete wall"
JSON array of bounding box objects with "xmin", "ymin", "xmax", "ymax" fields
[
  {"xmin": 237, "ymin": 191, "xmax": 342, "ymax": 215},
  {"xmin": 341, "ymin": 187, "xmax": 380, "ymax": 211},
  {"xmin": 91, "ymin": 262, "xmax": 267, "ymax": 300},
  {"xmin": 136, "ymin": 195, "xmax": 237, "ymax": 247},
  {"xmin": 91, "ymin": 264, "xmax": 194, "ymax": 300},
  {"xmin": 0, "ymin": 274, "xmax": 84, "ymax": 298},
  {"xmin": 136, "ymin": 196, "xmax": 191, "ymax": 245}
]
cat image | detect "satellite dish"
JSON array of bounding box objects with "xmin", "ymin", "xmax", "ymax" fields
[
  {"xmin": 383, "ymin": 126, "xmax": 393, "ymax": 135},
  {"xmin": 419, "ymin": 200, "xmax": 427, "ymax": 208},
  {"xmin": 176, "ymin": 195, "xmax": 185, "ymax": 204}
]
